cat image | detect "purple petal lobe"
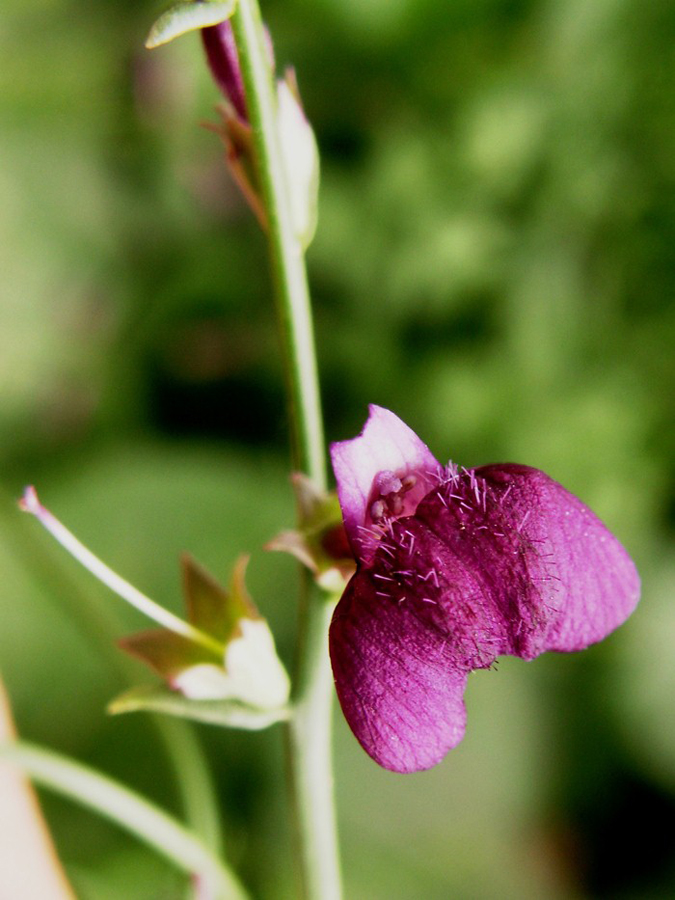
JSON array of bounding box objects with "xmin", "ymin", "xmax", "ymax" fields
[
  {"xmin": 330, "ymin": 406, "xmax": 440, "ymax": 563},
  {"xmin": 412, "ymin": 464, "xmax": 640, "ymax": 658},
  {"xmin": 330, "ymin": 568, "xmax": 468, "ymax": 773},
  {"xmin": 472, "ymin": 464, "xmax": 641, "ymax": 653},
  {"xmin": 201, "ymin": 22, "xmax": 247, "ymax": 120}
]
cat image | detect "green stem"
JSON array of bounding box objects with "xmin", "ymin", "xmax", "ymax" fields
[
  {"xmin": 19, "ymin": 486, "xmax": 223, "ymax": 657},
  {"xmin": 286, "ymin": 591, "xmax": 341, "ymax": 899},
  {"xmin": 155, "ymin": 717, "xmax": 225, "ymax": 860},
  {"xmin": 1, "ymin": 740, "xmax": 248, "ymax": 900},
  {"xmin": 231, "ymin": 0, "xmax": 325, "ymax": 486},
  {"xmin": 230, "ymin": 3, "xmax": 342, "ymax": 898}
]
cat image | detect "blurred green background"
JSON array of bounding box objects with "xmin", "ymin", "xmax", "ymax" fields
[{"xmin": 1, "ymin": 0, "xmax": 674, "ymax": 896}]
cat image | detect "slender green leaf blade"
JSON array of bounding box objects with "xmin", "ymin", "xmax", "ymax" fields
[{"xmin": 146, "ymin": 1, "xmax": 238, "ymax": 49}]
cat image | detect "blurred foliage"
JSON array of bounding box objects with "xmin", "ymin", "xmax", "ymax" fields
[{"xmin": 1, "ymin": 0, "xmax": 674, "ymax": 897}]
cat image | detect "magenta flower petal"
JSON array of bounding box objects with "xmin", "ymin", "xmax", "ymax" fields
[
  {"xmin": 410, "ymin": 464, "xmax": 641, "ymax": 659},
  {"xmin": 329, "ymin": 409, "xmax": 640, "ymax": 772},
  {"xmin": 330, "ymin": 568, "xmax": 468, "ymax": 773},
  {"xmin": 469, "ymin": 464, "xmax": 641, "ymax": 655},
  {"xmin": 201, "ymin": 21, "xmax": 247, "ymax": 120},
  {"xmin": 330, "ymin": 405, "xmax": 440, "ymax": 563}
]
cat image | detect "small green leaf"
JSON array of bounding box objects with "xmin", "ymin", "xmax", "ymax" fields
[
  {"xmin": 146, "ymin": 1, "xmax": 238, "ymax": 50},
  {"xmin": 109, "ymin": 685, "xmax": 291, "ymax": 730}
]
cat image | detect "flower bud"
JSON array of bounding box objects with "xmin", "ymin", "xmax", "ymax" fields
[{"xmin": 201, "ymin": 20, "xmax": 247, "ymax": 121}]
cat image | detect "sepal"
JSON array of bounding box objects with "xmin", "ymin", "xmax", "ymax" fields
[
  {"xmin": 203, "ymin": 109, "xmax": 267, "ymax": 227},
  {"xmin": 277, "ymin": 71, "xmax": 320, "ymax": 249},
  {"xmin": 182, "ymin": 553, "xmax": 257, "ymax": 642},
  {"xmin": 119, "ymin": 555, "xmax": 291, "ymax": 710},
  {"xmin": 266, "ymin": 474, "xmax": 355, "ymax": 593},
  {"xmin": 119, "ymin": 628, "xmax": 217, "ymax": 685},
  {"xmin": 108, "ymin": 684, "xmax": 290, "ymax": 731}
]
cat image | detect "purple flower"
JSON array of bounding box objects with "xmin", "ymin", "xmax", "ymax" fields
[{"xmin": 329, "ymin": 406, "xmax": 640, "ymax": 773}]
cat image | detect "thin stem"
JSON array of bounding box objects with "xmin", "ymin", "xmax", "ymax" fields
[
  {"xmin": 0, "ymin": 740, "xmax": 248, "ymax": 900},
  {"xmin": 286, "ymin": 592, "xmax": 341, "ymax": 899},
  {"xmin": 19, "ymin": 487, "xmax": 223, "ymax": 657},
  {"xmin": 230, "ymin": 4, "xmax": 342, "ymax": 898},
  {"xmin": 155, "ymin": 717, "xmax": 225, "ymax": 860},
  {"xmin": 231, "ymin": 1, "xmax": 325, "ymax": 488}
]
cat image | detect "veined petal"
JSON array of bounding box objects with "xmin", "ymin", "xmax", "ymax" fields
[
  {"xmin": 330, "ymin": 569, "xmax": 468, "ymax": 773},
  {"xmin": 473, "ymin": 464, "xmax": 641, "ymax": 654},
  {"xmin": 172, "ymin": 662, "xmax": 244, "ymax": 700},
  {"xmin": 330, "ymin": 405, "xmax": 440, "ymax": 562},
  {"xmin": 222, "ymin": 619, "xmax": 290, "ymax": 709},
  {"xmin": 414, "ymin": 464, "xmax": 640, "ymax": 659}
]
